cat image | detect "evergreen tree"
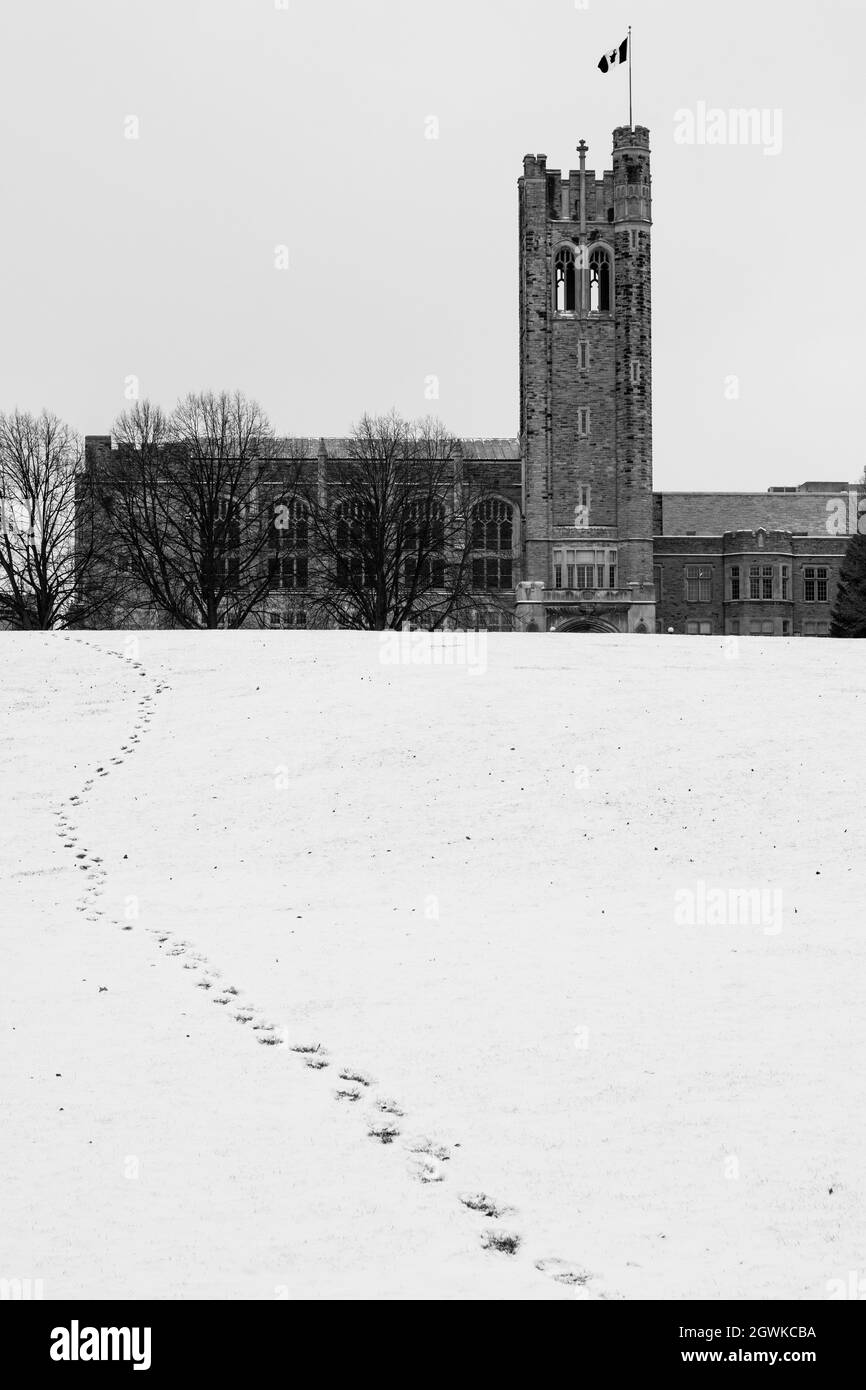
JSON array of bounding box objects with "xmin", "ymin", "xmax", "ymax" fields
[{"xmin": 831, "ymin": 532, "xmax": 866, "ymax": 637}]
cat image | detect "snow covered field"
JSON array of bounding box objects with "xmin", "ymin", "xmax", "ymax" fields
[{"xmin": 2, "ymin": 630, "xmax": 865, "ymax": 1301}]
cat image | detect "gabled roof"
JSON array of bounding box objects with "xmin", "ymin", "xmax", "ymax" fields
[
  {"xmin": 458, "ymin": 439, "xmax": 520, "ymax": 461},
  {"xmin": 271, "ymin": 437, "xmax": 521, "ymax": 462}
]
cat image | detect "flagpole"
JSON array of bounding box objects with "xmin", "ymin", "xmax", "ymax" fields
[{"xmin": 628, "ymin": 25, "xmax": 633, "ymax": 129}]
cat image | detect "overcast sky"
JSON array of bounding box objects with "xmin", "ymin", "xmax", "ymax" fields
[{"xmin": 0, "ymin": 0, "xmax": 862, "ymax": 491}]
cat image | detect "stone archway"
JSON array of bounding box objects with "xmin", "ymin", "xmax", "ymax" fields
[{"xmin": 553, "ymin": 616, "xmax": 620, "ymax": 634}]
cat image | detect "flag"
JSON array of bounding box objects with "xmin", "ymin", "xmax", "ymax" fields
[{"xmin": 598, "ymin": 37, "xmax": 628, "ymax": 73}]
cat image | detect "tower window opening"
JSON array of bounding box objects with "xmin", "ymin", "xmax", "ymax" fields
[
  {"xmin": 589, "ymin": 248, "xmax": 611, "ymax": 313},
  {"xmin": 554, "ymin": 247, "xmax": 576, "ymax": 313}
]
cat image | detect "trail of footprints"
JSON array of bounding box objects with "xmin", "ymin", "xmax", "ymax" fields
[
  {"xmin": 54, "ymin": 636, "xmax": 593, "ymax": 1296},
  {"xmin": 55, "ymin": 638, "xmax": 168, "ymax": 927}
]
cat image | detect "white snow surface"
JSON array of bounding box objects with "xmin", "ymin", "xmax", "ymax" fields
[{"xmin": 2, "ymin": 630, "xmax": 865, "ymax": 1301}]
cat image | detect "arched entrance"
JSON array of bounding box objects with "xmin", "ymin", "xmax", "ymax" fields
[{"xmin": 553, "ymin": 616, "xmax": 620, "ymax": 634}]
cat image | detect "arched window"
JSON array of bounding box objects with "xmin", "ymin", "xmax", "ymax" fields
[
  {"xmin": 404, "ymin": 500, "xmax": 446, "ymax": 589},
  {"xmin": 554, "ymin": 246, "xmax": 576, "ymax": 313},
  {"xmin": 471, "ymin": 498, "xmax": 515, "ymax": 591},
  {"xmin": 589, "ymin": 248, "xmax": 611, "ymax": 313},
  {"xmin": 269, "ymin": 496, "xmax": 308, "ymax": 590}
]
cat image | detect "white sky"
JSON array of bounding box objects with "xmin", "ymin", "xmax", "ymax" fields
[{"xmin": 0, "ymin": 0, "xmax": 863, "ymax": 490}]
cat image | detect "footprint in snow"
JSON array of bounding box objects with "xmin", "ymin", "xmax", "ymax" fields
[
  {"xmin": 459, "ymin": 1192, "xmax": 511, "ymax": 1219},
  {"xmin": 374, "ymin": 1098, "xmax": 404, "ymax": 1117},
  {"xmin": 368, "ymin": 1121, "xmax": 400, "ymax": 1145},
  {"xmin": 535, "ymin": 1258, "xmax": 592, "ymax": 1287},
  {"xmin": 410, "ymin": 1158, "xmax": 445, "ymax": 1184},
  {"xmin": 338, "ymin": 1068, "xmax": 373, "ymax": 1087},
  {"xmin": 408, "ymin": 1137, "xmax": 451, "ymax": 1163},
  {"xmin": 480, "ymin": 1230, "xmax": 522, "ymax": 1256}
]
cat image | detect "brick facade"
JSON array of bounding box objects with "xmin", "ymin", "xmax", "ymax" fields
[{"xmin": 653, "ymin": 531, "xmax": 853, "ymax": 637}]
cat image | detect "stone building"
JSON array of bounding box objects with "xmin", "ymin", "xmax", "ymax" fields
[
  {"xmin": 508, "ymin": 124, "xmax": 863, "ymax": 637},
  {"xmin": 80, "ymin": 124, "xmax": 864, "ymax": 633}
]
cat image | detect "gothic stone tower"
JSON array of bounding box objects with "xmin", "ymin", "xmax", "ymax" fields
[{"xmin": 517, "ymin": 125, "xmax": 655, "ymax": 632}]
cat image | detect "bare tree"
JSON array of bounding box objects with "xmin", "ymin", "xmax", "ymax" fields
[
  {"xmin": 101, "ymin": 391, "xmax": 288, "ymax": 628},
  {"xmin": 305, "ymin": 412, "xmax": 489, "ymax": 630},
  {"xmin": 0, "ymin": 409, "xmax": 122, "ymax": 629}
]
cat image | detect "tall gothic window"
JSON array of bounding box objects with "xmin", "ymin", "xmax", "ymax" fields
[
  {"xmin": 216, "ymin": 495, "xmax": 240, "ymax": 589},
  {"xmin": 555, "ymin": 246, "xmax": 576, "ymax": 313},
  {"xmin": 334, "ymin": 498, "xmax": 374, "ymax": 588},
  {"xmin": 404, "ymin": 500, "xmax": 446, "ymax": 589},
  {"xmin": 269, "ymin": 497, "xmax": 309, "ymax": 590},
  {"xmin": 471, "ymin": 498, "xmax": 514, "ymax": 591},
  {"xmin": 589, "ymin": 248, "xmax": 611, "ymax": 313}
]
